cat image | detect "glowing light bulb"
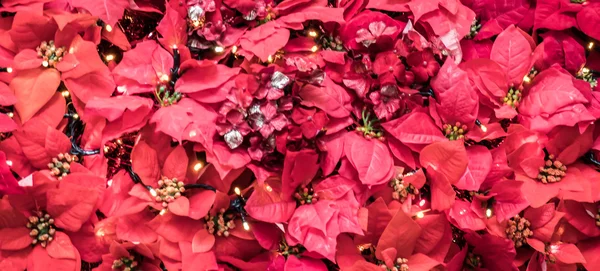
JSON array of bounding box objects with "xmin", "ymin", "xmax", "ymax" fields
[
  {"xmin": 419, "ymin": 199, "xmax": 426, "ymax": 207},
  {"xmin": 61, "ymin": 90, "xmax": 70, "ymax": 97},
  {"xmin": 192, "ymin": 20, "xmax": 201, "ymax": 27},
  {"xmin": 485, "ymin": 208, "xmax": 492, "ymax": 218},
  {"xmin": 265, "ymin": 184, "xmax": 273, "ymax": 192},
  {"xmin": 6, "ymin": 160, "xmax": 12, "ymax": 166},
  {"xmin": 588, "ymin": 42, "xmax": 595, "ymax": 50},
  {"xmin": 105, "ymin": 24, "xmax": 113, "ymax": 32},
  {"xmin": 116, "ymin": 138, "xmax": 123, "ymax": 145},
  {"xmin": 234, "ymin": 187, "xmax": 241, "ymax": 195},
  {"xmin": 159, "ymin": 209, "xmax": 167, "ymax": 216},
  {"xmin": 6, "ymin": 67, "xmax": 12, "ymax": 73},
  {"xmin": 172, "ymin": 44, "xmax": 178, "ymax": 49},
  {"xmin": 308, "ymin": 30, "xmax": 318, "ymax": 37},
  {"xmin": 96, "ymin": 228, "xmax": 105, "ymax": 237},
  {"xmin": 193, "ymin": 162, "xmax": 203, "ymax": 172},
  {"xmin": 267, "ymin": 55, "xmax": 273, "ymax": 63},
  {"xmin": 149, "ymin": 188, "xmax": 157, "ymax": 197},
  {"xmin": 72, "ymin": 113, "xmax": 79, "ymax": 120},
  {"xmin": 523, "ymin": 75, "xmax": 531, "ymax": 83},
  {"xmin": 42, "ymin": 60, "xmax": 49, "ymax": 67},
  {"xmin": 107, "ymin": 179, "xmax": 113, "ymax": 187},
  {"xmin": 310, "ymin": 45, "xmax": 318, "ymax": 52},
  {"xmin": 480, "ymin": 124, "xmax": 487, "ymax": 133},
  {"xmin": 105, "ymin": 55, "xmax": 114, "ymax": 61},
  {"xmin": 214, "ymin": 46, "xmax": 224, "ymax": 53},
  {"xmin": 416, "ymin": 212, "xmax": 425, "ymax": 219},
  {"xmin": 232, "ymin": 45, "xmax": 238, "ymax": 54},
  {"xmin": 243, "ymin": 221, "xmax": 250, "ymax": 231},
  {"xmin": 7, "ymin": 112, "xmax": 14, "ymax": 118},
  {"xmin": 160, "ymin": 74, "xmax": 170, "ymax": 82},
  {"xmin": 582, "ymin": 67, "xmax": 591, "ymax": 74},
  {"xmin": 358, "ymin": 245, "xmax": 364, "ymax": 251}
]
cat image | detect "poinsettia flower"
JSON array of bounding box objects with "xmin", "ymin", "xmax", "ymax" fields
[
  {"xmin": 559, "ymin": 200, "xmax": 600, "ymax": 238},
  {"xmin": 446, "ymin": 231, "xmax": 518, "ymax": 271},
  {"xmin": 341, "ymin": 11, "xmax": 404, "ymax": 51},
  {"xmin": 506, "ymin": 125, "xmax": 593, "ymax": 207},
  {"xmin": 0, "ymin": 150, "xmax": 24, "ymax": 195},
  {"xmin": 338, "ymin": 207, "xmax": 440, "ymax": 271},
  {"xmin": 525, "ymin": 239, "xmax": 586, "ymax": 270},
  {"xmin": 0, "ymin": 170, "xmax": 104, "ymax": 271},
  {"xmin": 120, "ymin": 141, "xmax": 215, "ymax": 220},
  {"xmin": 94, "ymin": 241, "xmax": 162, "ymax": 271},
  {"xmin": 9, "ymin": 11, "xmax": 114, "ymax": 122}
]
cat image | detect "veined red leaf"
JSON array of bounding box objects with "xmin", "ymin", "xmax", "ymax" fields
[
  {"xmin": 344, "ymin": 133, "xmax": 394, "ymax": 187},
  {"xmin": 11, "ymin": 68, "xmax": 61, "ymax": 123},
  {"xmin": 70, "ymin": 0, "xmax": 129, "ymax": 26},
  {"xmin": 245, "ymin": 182, "xmax": 296, "ymax": 223},
  {"xmin": 490, "ymin": 25, "xmax": 533, "ymax": 86}
]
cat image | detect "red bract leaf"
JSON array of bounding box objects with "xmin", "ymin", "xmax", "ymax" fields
[
  {"xmin": 245, "ymin": 182, "xmax": 296, "ymax": 223},
  {"xmin": 157, "ymin": 5, "xmax": 187, "ymax": 49},
  {"xmin": 176, "ymin": 61, "xmax": 240, "ymax": 94},
  {"xmin": 287, "ymin": 201, "xmax": 338, "ymax": 260},
  {"xmin": 70, "ymin": 0, "xmax": 129, "ymax": 26},
  {"xmin": 277, "ymin": 6, "xmax": 345, "ymax": 26},
  {"xmin": 490, "ymin": 25, "xmax": 533, "ymax": 86},
  {"xmin": 355, "ymin": 197, "xmax": 393, "ymax": 245},
  {"xmin": 448, "ymin": 200, "xmax": 486, "ymax": 231},
  {"xmin": 46, "ymin": 186, "xmax": 99, "ymax": 232},
  {"xmin": 420, "ymin": 141, "xmax": 468, "ymax": 185},
  {"xmin": 460, "ymin": 58, "xmax": 508, "ymax": 107},
  {"xmin": 319, "ymin": 132, "xmax": 344, "ymax": 176},
  {"xmin": 490, "ymin": 180, "xmax": 529, "ymax": 222},
  {"xmin": 455, "ymin": 146, "xmax": 492, "ymax": 191},
  {"xmin": 11, "ymin": 68, "xmax": 61, "ymax": 123},
  {"xmin": 284, "ymin": 256, "xmax": 328, "ymax": 271},
  {"xmin": 414, "ymin": 214, "xmax": 451, "ymax": 262},
  {"xmin": 344, "ymin": 133, "xmax": 394, "ymax": 187},
  {"xmin": 180, "ymin": 242, "xmax": 218, "ymax": 271},
  {"xmin": 131, "ymin": 141, "xmax": 161, "ymax": 187},
  {"xmin": 376, "ymin": 209, "xmax": 421, "ymax": 259},
  {"xmin": 577, "ymin": 4, "xmax": 600, "ymax": 40},
  {"xmin": 534, "ymin": 0, "xmax": 577, "ymax": 31},
  {"xmin": 299, "ymin": 79, "xmax": 352, "ymax": 118},
  {"xmin": 314, "ymin": 176, "xmax": 357, "ymax": 201},
  {"xmin": 282, "ymin": 149, "xmax": 319, "ymax": 198},
  {"xmin": 240, "ymin": 21, "xmax": 290, "ymax": 62},
  {"xmin": 431, "ymin": 60, "xmax": 478, "ymax": 126},
  {"xmin": 191, "ymin": 229, "xmax": 215, "ymax": 253},
  {"xmin": 382, "ymin": 112, "xmax": 445, "ymax": 152},
  {"xmin": 550, "ymin": 243, "xmax": 586, "ymax": 264},
  {"xmin": 473, "ymin": 0, "xmax": 533, "ymax": 39}
]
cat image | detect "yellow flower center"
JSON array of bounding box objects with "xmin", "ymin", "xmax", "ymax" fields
[
  {"xmin": 26, "ymin": 212, "xmax": 56, "ymax": 248},
  {"xmin": 37, "ymin": 40, "xmax": 66, "ymax": 68}
]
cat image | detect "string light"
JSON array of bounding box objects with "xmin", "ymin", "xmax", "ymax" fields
[
  {"xmin": 232, "ymin": 45, "xmax": 238, "ymax": 54},
  {"xmin": 6, "ymin": 160, "xmax": 12, "ymax": 166},
  {"xmin": 234, "ymin": 187, "xmax": 241, "ymax": 196},
  {"xmin": 107, "ymin": 179, "xmax": 113, "ymax": 187},
  {"xmin": 310, "ymin": 45, "xmax": 318, "ymax": 52},
  {"xmin": 214, "ymin": 46, "xmax": 224, "ymax": 53},
  {"xmin": 42, "ymin": 60, "xmax": 49, "ymax": 67},
  {"xmin": 267, "ymin": 55, "xmax": 274, "ymax": 63},
  {"xmin": 193, "ymin": 162, "xmax": 203, "ymax": 171},
  {"xmin": 480, "ymin": 124, "xmax": 487, "ymax": 133},
  {"xmin": 61, "ymin": 90, "xmax": 70, "ymax": 97},
  {"xmin": 418, "ymin": 199, "xmax": 426, "ymax": 207},
  {"xmin": 105, "ymin": 55, "xmax": 114, "ymax": 61},
  {"xmin": 588, "ymin": 42, "xmax": 595, "ymax": 50},
  {"xmin": 105, "ymin": 24, "xmax": 113, "ymax": 32},
  {"xmin": 7, "ymin": 112, "xmax": 14, "ymax": 118},
  {"xmin": 96, "ymin": 229, "xmax": 105, "ymax": 237},
  {"xmin": 149, "ymin": 188, "xmax": 157, "ymax": 197},
  {"xmin": 159, "ymin": 209, "xmax": 167, "ymax": 216},
  {"xmin": 485, "ymin": 208, "xmax": 492, "ymax": 218},
  {"xmin": 523, "ymin": 75, "xmax": 531, "ymax": 83},
  {"xmin": 243, "ymin": 221, "xmax": 250, "ymax": 231},
  {"xmin": 416, "ymin": 212, "xmax": 425, "ymax": 219},
  {"xmin": 5, "ymin": 67, "xmax": 12, "ymax": 73},
  {"xmin": 265, "ymin": 184, "xmax": 273, "ymax": 192},
  {"xmin": 172, "ymin": 44, "xmax": 178, "ymax": 49},
  {"xmin": 308, "ymin": 30, "xmax": 318, "ymax": 37}
]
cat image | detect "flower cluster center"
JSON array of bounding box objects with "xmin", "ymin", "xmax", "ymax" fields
[
  {"xmin": 48, "ymin": 153, "xmax": 78, "ymax": 180},
  {"xmin": 155, "ymin": 83, "xmax": 182, "ymax": 107},
  {"xmin": 577, "ymin": 67, "xmax": 597, "ymax": 88},
  {"xmin": 356, "ymin": 109, "xmax": 383, "ymax": 139},
  {"xmin": 204, "ymin": 208, "xmax": 235, "ymax": 237},
  {"xmin": 465, "ymin": 252, "xmax": 483, "ymax": 268},
  {"xmin": 537, "ymin": 155, "xmax": 567, "ymax": 184},
  {"xmin": 505, "ymin": 215, "xmax": 533, "ymax": 248},
  {"xmin": 111, "ymin": 255, "xmax": 139, "ymax": 271},
  {"xmin": 443, "ymin": 122, "xmax": 467, "ymax": 140},
  {"xmin": 390, "ymin": 176, "xmax": 419, "ymax": 203},
  {"xmin": 503, "ymin": 87, "xmax": 522, "ymax": 108},
  {"xmin": 294, "ymin": 185, "xmax": 318, "ymax": 205},
  {"xmin": 26, "ymin": 212, "xmax": 56, "ymax": 248},
  {"xmin": 278, "ymin": 239, "xmax": 304, "ymax": 257},
  {"xmin": 465, "ymin": 19, "xmax": 481, "ymax": 39},
  {"xmin": 154, "ymin": 177, "xmax": 185, "ymax": 208},
  {"xmin": 320, "ymin": 35, "xmax": 345, "ymax": 51},
  {"xmin": 37, "ymin": 41, "xmax": 66, "ymax": 68}
]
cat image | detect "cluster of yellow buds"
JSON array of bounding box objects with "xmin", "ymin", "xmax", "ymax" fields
[
  {"xmin": 205, "ymin": 208, "xmax": 235, "ymax": 237},
  {"xmin": 26, "ymin": 212, "xmax": 56, "ymax": 248},
  {"xmin": 443, "ymin": 122, "xmax": 467, "ymax": 140},
  {"xmin": 505, "ymin": 215, "xmax": 533, "ymax": 248},
  {"xmin": 537, "ymin": 155, "xmax": 567, "ymax": 184},
  {"xmin": 294, "ymin": 185, "xmax": 318, "ymax": 205},
  {"xmin": 48, "ymin": 153, "xmax": 78, "ymax": 179},
  {"xmin": 389, "ymin": 175, "xmax": 419, "ymax": 203},
  {"xmin": 111, "ymin": 255, "xmax": 139, "ymax": 271},
  {"xmin": 503, "ymin": 87, "xmax": 522, "ymax": 108},
  {"xmin": 154, "ymin": 177, "xmax": 186, "ymax": 208},
  {"xmin": 37, "ymin": 40, "xmax": 66, "ymax": 68}
]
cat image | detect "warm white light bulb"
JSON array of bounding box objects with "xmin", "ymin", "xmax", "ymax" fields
[
  {"xmin": 193, "ymin": 162, "xmax": 203, "ymax": 172},
  {"xmin": 416, "ymin": 212, "xmax": 425, "ymax": 219},
  {"xmin": 243, "ymin": 221, "xmax": 250, "ymax": 231},
  {"xmin": 214, "ymin": 46, "xmax": 224, "ymax": 53},
  {"xmin": 485, "ymin": 208, "xmax": 492, "ymax": 218},
  {"xmin": 310, "ymin": 45, "xmax": 318, "ymax": 52},
  {"xmin": 105, "ymin": 24, "xmax": 113, "ymax": 32},
  {"xmin": 234, "ymin": 187, "xmax": 241, "ymax": 195}
]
